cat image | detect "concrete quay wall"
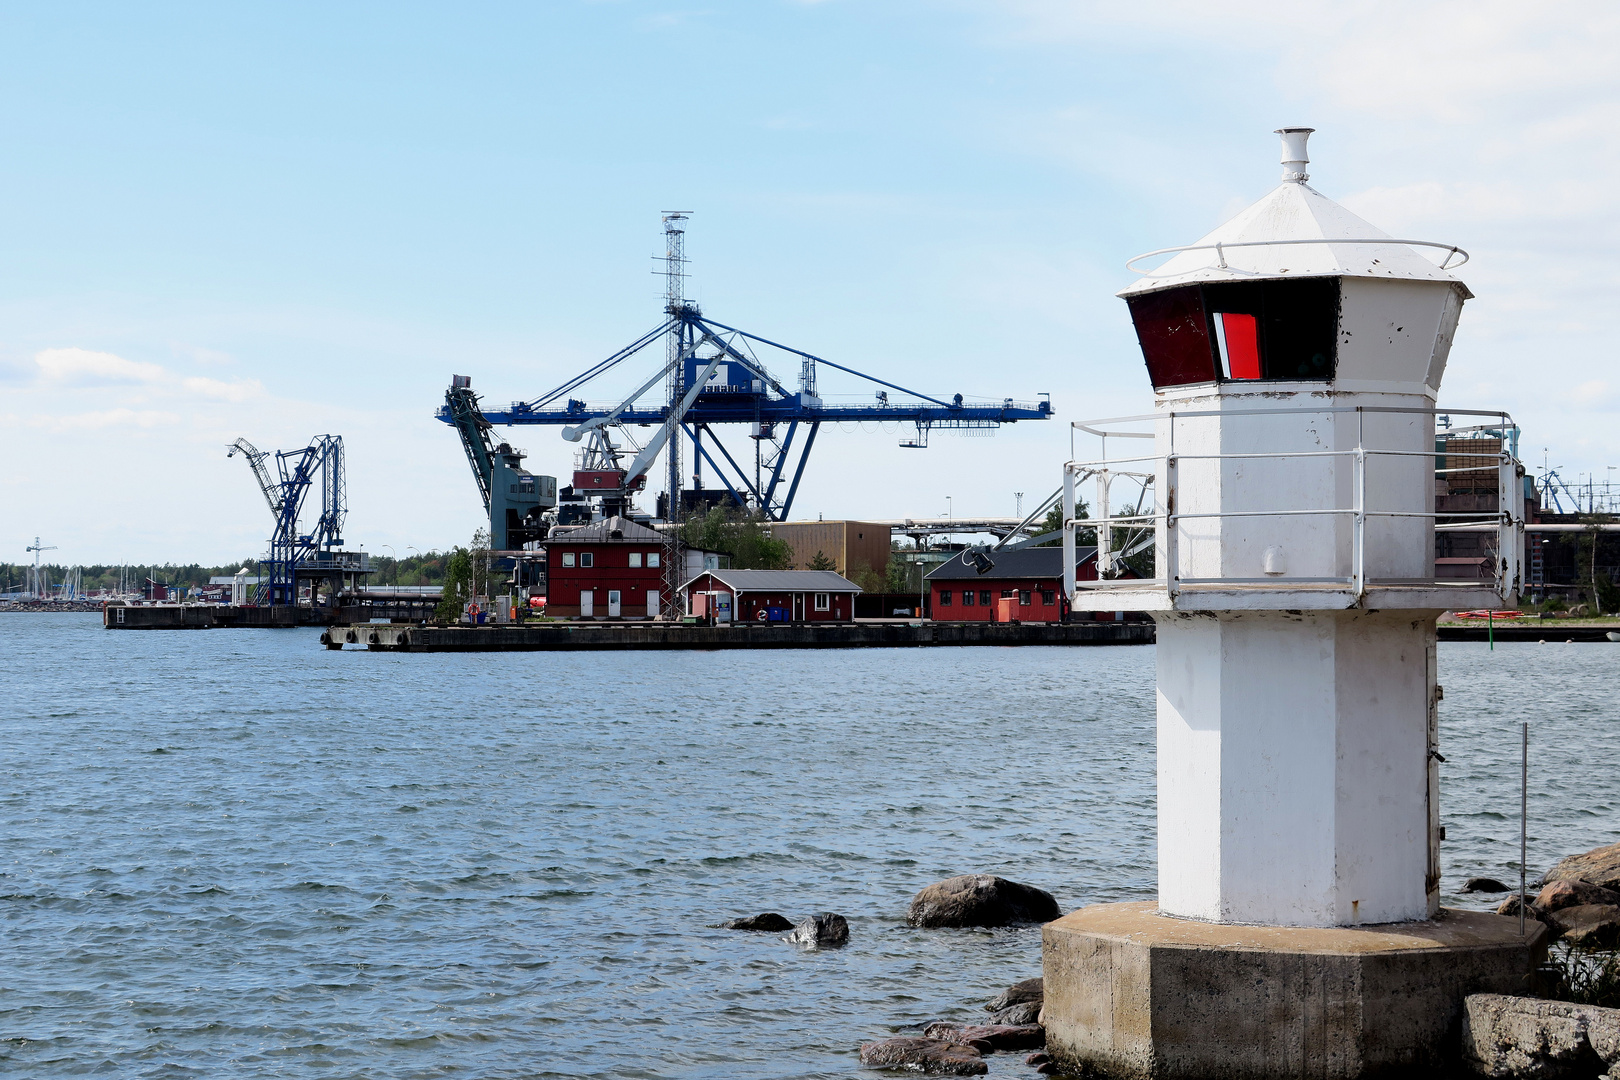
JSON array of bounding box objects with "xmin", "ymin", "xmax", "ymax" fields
[
  {"xmin": 324, "ymin": 620, "xmax": 1156, "ymax": 652},
  {"xmin": 105, "ymin": 604, "xmax": 307, "ymax": 629}
]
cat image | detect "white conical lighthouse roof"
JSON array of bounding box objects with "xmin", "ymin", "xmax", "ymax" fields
[{"xmin": 1119, "ymin": 129, "xmax": 1472, "ymax": 299}]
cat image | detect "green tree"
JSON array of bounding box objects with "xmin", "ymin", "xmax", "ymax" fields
[
  {"xmin": 681, "ymin": 507, "xmax": 792, "ymax": 569},
  {"xmin": 847, "ymin": 559, "xmax": 886, "ymax": 594},
  {"xmin": 806, "ymin": 549, "xmax": 837, "ymax": 571},
  {"xmin": 434, "ymin": 547, "xmax": 472, "ymax": 622},
  {"xmin": 469, "ymin": 527, "xmax": 492, "ymax": 601},
  {"xmin": 884, "ymin": 544, "xmax": 920, "ymax": 593},
  {"xmin": 1038, "ymin": 498, "xmax": 1095, "ymax": 545},
  {"xmin": 1568, "ymin": 515, "xmax": 1620, "ymax": 614}
]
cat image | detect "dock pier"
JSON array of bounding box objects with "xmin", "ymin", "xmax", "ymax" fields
[{"xmin": 321, "ymin": 620, "xmax": 1154, "ymax": 652}]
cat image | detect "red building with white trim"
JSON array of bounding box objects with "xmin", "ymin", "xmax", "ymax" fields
[
  {"xmin": 682, "ymin": 568, "xmax": 860, "ymax": 623},
  {"xmin": 925, "ymin": 545, "xmax": 1130, "ymax": 622},
  {"xmin": 542, "ymin": 516, "xmax": 667, "ymax": 619}
]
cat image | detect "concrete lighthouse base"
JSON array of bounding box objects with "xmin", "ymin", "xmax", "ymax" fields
[{"xmin": 1042, "ymin": 902, "xmax": 1546, "ymax": 1080}]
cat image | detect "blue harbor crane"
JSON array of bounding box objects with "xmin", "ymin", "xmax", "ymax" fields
[
  {"xmin": 227, "ymin": 434, "xmax": 348, "ymax": 605},
  {"xmin": 435, "ymin": 213, "xmax": 1054, "ymax": 527}
]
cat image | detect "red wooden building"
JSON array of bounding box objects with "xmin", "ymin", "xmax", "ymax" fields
[
  {"xmin": 681, "ymin": 568, "xmax": 860, "ymax": 623},
  {"xmin": 542, "ymin": 516, "xmax": 667, "ymax": 619},
  {"xmin": 925, "ymin": 545, "xmax": 1130, "ymax": 622}
]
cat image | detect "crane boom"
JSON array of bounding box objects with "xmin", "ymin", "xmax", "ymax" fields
[
  {"xmin": 228, "ymin": 438, "xmax": 283, "ymax": 518},
  {"xmin": 444, "ymin": 381, "xmax": 495, "ymax": 511}
]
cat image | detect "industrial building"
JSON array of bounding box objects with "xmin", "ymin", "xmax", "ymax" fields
[
  {"xmin": 769, "ymin": 520, "xmax": 890, "ymax": 577},
  {"xmin": 925, "ymin": 546, "xmax": 1126, "ymax": 622},
  {"xmin": 542, "ymin": 516, "xmax": 668, "ymax": 619},
  {"xmin": 681, "ymin": 568, "xmax": 860, "ymax": 623}
]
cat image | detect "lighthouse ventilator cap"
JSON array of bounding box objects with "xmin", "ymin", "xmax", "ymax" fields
[{"xmin": 1119, "ymin": 128, "xmax": 1471, "ymax": 299}]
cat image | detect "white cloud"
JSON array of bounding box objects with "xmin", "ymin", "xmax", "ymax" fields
[
  {"xmin": 181, "ymin": 375, "xmax": 265, "ymax": 402},
  {"xmin": 25, "ymin": 408, "xmax": 184, "ymax": 432},
  {"xmin": 29, "ymin": 346, "xmax": 263, "ymax": 403},
  {"xmin": 35, "ymin": 347, "xmax": 166, "ymax": 385}
]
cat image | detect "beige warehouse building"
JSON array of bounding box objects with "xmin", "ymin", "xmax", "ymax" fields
[{"xmin": 769, "ymin": 521, "xmax": 890, "ymax": 581}]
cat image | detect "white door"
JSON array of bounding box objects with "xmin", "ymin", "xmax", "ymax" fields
[
  {"xmin": 580, "ymin": 590, "xmax": 594, "ymax": 617},
  {"xmin": 608, "ymin": 589, "xmax": 622, "ymax": 617},
  {"xmin": 646, "ymin": 590, "xmax": 661, "ymax": 619}
]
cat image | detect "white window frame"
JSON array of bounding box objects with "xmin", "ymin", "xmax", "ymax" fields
[
  {"xmin": 648, "ymin": 552, "xmax": 660, "ymax": 568},
  {"xmin": 628, "ymin": 552, "xmax": 642, "ymax": 568},
  {"xmin": 814, "ymin": 592, "xmax": 830, "ymax": 611},
  {"xmin": 561, "ymin": 552, "xmax": 575, "ymax": 567},
  {"xmin": 581, "ymin": 552, "xmax": 594, "ymax": 568}
]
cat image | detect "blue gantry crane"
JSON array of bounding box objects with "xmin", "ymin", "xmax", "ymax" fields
[
  {"xmin": 435, "ymin": 213, "xmax": 1053, "ymax": 524},
  {"xmin": 228, "ymin": 434, "xmax": 347, "ymax": 605}
]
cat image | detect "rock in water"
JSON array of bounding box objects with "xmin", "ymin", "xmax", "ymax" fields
[
  {"xmin": 1460, "ymin": 993, "xmax": 1620, "ymax": 1078},
  {"xmin": 922, "ymin": 1022, "xmax": 1045, "ymax": 1051},
  {"xmin": 1536, "ymin": 879, "xmax": 1620, "ymax": 913},
  {"xmin": 859, "ymin": 1037, "xmax": 986, "ymax": 1075},
  {"xmin": 988, "ymin": 1001, "xmax": 1042, "ymax": 1026},
  {"xmin": 984, "ymin": 976, "xmax": 1043, "ymax": 1012},
  {"xmin": 906, "ymin": 875, "xmax": 1060, "ymax": 928},
  {"xmin": 722, "ymin": 913, "xmax": 794, "ymax": 931},
  {"xmin": 1546, "ymin": 841, "xmax": 1620, "ymax": 891},
  {"xmin": 786, "ymin": 912, "xmax": 848, "ymax": 948},
  {"xmin": 1462, "ymin": 876, "xmax": 1513, "ymax": 893},
  {"xmin": 1545, "ymin": 904, "xmax": 1620, "ymax": 948},
  {"xmin": 1495, "ymin": 894, "xmax": 1540, "ymax": 919}
]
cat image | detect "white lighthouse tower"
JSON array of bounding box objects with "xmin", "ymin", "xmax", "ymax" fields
[{"xmin": 1044, "ymin": 130, "xmax": 1540, "ymax": 1080}]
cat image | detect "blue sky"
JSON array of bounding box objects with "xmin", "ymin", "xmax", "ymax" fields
[{"xmin": 3, "ymin": 1, "xmax": 1617, "ymax": 564}]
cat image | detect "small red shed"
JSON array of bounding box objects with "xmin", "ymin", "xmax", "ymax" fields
[
  {"xmin": 543, "ymin": 515, "xmax": 667, "ymax": 619},
  {"xmin": 681, "ymin": 568, "xmax": 860, "ymax": 624}
]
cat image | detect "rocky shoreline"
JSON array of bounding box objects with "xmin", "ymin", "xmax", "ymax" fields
[
  {"xmin": 718, "ymin": 873, "xmax": 1061, "ymax": 1075},
  {"xmin": 714, "ymin": 851, "xmax": 1620, "ymax": 1077}
]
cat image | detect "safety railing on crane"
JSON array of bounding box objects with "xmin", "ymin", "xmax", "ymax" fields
[{"xmin": 1059, "ymin": 405, "xmax": 1525, "ymax": 604}]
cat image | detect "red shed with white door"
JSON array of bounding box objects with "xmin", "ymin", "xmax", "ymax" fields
[{"xmin": 682, "ymin": 569, "xmax": 860, "ymax": 623}]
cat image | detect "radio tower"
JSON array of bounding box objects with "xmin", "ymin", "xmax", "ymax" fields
[{"xmin": 660, "ymin": 211, "xmax": 693, "ymax": 615}]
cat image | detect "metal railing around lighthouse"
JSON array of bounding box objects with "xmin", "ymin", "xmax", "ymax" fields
[{"xmin": 1061, "ymin": 405, "xmax": 1524, "ymax": 604}]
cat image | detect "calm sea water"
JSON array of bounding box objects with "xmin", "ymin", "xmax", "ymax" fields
[{"xmin": 1, "ymin": 613, "xmax": 1615, "ymax": 1078}]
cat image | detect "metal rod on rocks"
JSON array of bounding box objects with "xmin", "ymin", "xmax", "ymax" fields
[{"xmin": 1520, "ymin": 721, "xmax": 1528, "ymax": 936}]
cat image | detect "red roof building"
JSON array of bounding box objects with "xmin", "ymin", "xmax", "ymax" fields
[
  {"xmin": 925, "ymin": 545, "xmax": 1132, "ymax": 622},
  {"xmin": 681, "ymin": 568, "xmax": 861, "ymax": 623},
  {"xmin": 542, "ymin": 516, "xmax": 667, "ymax": 619}
]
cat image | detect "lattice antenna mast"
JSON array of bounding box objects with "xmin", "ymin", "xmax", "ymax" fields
[{"xmin": 660, "ymin": 211, "xmax": 693, "ymax": 614}]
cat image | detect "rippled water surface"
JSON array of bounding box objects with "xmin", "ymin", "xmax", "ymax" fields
[{"xmin": 1, "ymin": 614, "xmax": 1616, "ymax": 1077}]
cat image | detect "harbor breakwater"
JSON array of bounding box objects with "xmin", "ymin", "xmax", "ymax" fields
[{"xmin": 320, "ymin": 619, "xmax": 1155, "ymax": 651}]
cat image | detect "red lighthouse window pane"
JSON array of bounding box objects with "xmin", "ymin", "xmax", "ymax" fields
[
  {"xmin": 1126, "ymin": 286, "xmax": 1217, "ymax": 388},
  {"xmin": 1215, "ymin": 312, "xmax": 1261, "ymax": 379}
]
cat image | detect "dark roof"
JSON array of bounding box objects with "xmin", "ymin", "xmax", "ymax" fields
[
  {"xmin": 545, "ymin": 515, "xmax": 663, "ymax": 544},
  {"xmin": 681, "ymin": 568, "xmax": 861, "ymax": 593},
  {"xmin": 924, "ymin": 545, "xmax": 1098, "ymax": 582}
]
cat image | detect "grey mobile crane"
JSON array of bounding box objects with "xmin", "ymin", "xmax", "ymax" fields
[{"xmin": 443, "ymin": 376, "xmax": 558, "ymax": 552}]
